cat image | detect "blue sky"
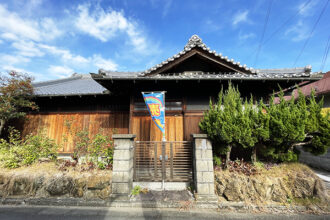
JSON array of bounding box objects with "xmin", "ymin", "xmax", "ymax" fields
[{"xmin": 0, "ymin": 0, "xmax": 329, "ymax": 81}]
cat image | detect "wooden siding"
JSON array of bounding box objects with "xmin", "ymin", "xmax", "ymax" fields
[
  {"xmin": 132, "ymin": 115, "xmax": 184, "ymax": 141},
  {"xmin": 19, "ymin": 112, "xmax": 129, "ymax": 153},
  {"xmin": 184, "ymin": 113, "xmax": 203, "ymax": 141}
]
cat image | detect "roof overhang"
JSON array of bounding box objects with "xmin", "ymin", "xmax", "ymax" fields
[{"xmin": 91, "ymin": 72, "xmax": 321, "ymax": 82}]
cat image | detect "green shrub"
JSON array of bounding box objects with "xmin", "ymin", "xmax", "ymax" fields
[
  {"xmin": 63, "ymin": 119, "xmax": 114, "ymax": 168},
  {"xmin": 213, "ymin": 155, "xmax": 222, "ymax": 167},
  {"xmin": 0, "ymin": 128, "xmax": 58, "ymax": 168},
  {"xmin": 73, "ymin": 129, "xmax": 90, "ymax": 159},
  {"xmin": 103, "ymin": 145, "xmax": 113, "ymax": 166},
  {"xmin": 131, "ymin": 185, "xmax": 142, "ymax": 196},
  {"xmin": 253, "ymin": 161, "xmax": 264, "ymax": 169},
  {"xmin": 200, "ymin": 83, "xmax": 330, "ymax": 164}
]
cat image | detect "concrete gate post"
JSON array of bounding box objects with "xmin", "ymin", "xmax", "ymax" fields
[
  {"xmin": 191, "ymin": 134, "xmax": 217, "ymax": 202},
  {"xmin": 111, "ymin": 134, "xmax": 136, "ymax": 200}
]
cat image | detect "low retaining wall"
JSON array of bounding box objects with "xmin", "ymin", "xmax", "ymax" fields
[
  {"xmin": 0, "ymin": 170, "xmax": 112, "ymax": 200},
  {"xmin": 214, "ymin": 164, "xmax": 328, "ymax": 204}
]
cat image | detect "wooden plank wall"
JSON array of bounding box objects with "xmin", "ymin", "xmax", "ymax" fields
[
  {"xmin": 184, "ymin": 114, "xmax": 203, "ymax": 141},
  {"xmin": 132, "ymin": 116, "xmax": 184, "ymax": 141},
  {"xmin": 19, "ymin": 112, "xmax": 129, "ymax": 153}
]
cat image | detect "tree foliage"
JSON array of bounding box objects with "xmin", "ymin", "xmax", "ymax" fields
[
  {"xmin": 200, "ymin": 83, "xmax": 330, "ymax": 165},
  {"xmin": 199, "ymin": 83, "xmax": 260, "ymax": 166},
  {"xmin": 0, "ymin": 71, "xmax": 38, "ymax": 136}
]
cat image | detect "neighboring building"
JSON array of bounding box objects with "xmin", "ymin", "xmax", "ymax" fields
[
  {"xmin": 273, "ymin": 71, "xmax": 330, "ymax": 171},
  {"xmin": 17, "ymin": 35, "xmax": 322, "ymax": 153},
  {"xmin": 274, "ymin": 71, "xmax": 330, "ymax": 113}
]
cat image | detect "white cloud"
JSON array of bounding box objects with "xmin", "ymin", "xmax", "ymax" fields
[
  {"xmin": 232, "ymin": 10, "xmax": 249, "ymax": 26},
  {"xmin": 0, "ymin": 54, "xmax": 30, "ymax": 65},
  {"xmin": 39, "ymin": 44, "xmax": 117, "ymax": 70},
  {"xmin": 162, "ymin": 0, "xmax": 173, "ymax": 17},
  {"xmin": 0, "ymin": 2, "xmax": 155, "ymax": 80},
  {"xmin": 38, "ymin": 44, "xmax": 89, "ymax": 64},
  {"xmin": 12, "ymin": 40, "xmax": 44, "ymax": 57},
  {"xmin": 2, "ymin": 65, "xmax": 28, "ymax": 74},
  {"xmin": 0, "ymin": 5, "xmax": 40, "ymax": 41},
  {"xmin": 203, "ymin": 19, "xmax": 222, "ymax": 32},
  {"xmin": 298, "ymin": 0, "xmax": 318, "ymax": 16},
  {"xmin": 1, "ymin": 33, "xmax": 18, "ymax": 41},
  {"xmin": 75, "ymin": 3, "xmax": 148, "ymax": 53},
  {"xmin": 47, "ymin": 65, "xmax": 74, "ymax": 78},
  {"xmin": 238, "ymin": 32, "xmax": 256, "ymax": 40},
  {"xmin": 0, "ymin": 4, "xmax": 62, "ymax": 42},
  {"xmin": 285, "ymin": 20, "xmax": 309, "ymax": 42},
  {"xmin": 0, "ymin": 64, "xmax": 45, "ymax": 81},
  {"xmin": 92, "ymin": 54, "xmax": 118, "ymax": 70},
  {"xmin": 40, "ymin": 18, "xmax": 63, "ymax": 40}
]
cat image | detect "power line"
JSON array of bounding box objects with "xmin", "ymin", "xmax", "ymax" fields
[
  {"xmin": 320, "ymin": 35, "xmax": 330, "ymax": 72},
  {"xmin": 253, "ymin": 0, "xmax": 273, "ymax": 67},
  {"xmin": 248, "ymin": 0, "xmax": 313, "ymax": 63},
  {"xmin": 262, "ymin": 0, "xmax": 312, "ymax": 47},
  {"xmin": 293, "ymin": 0, "xmax": 330, "ymax": 67}
]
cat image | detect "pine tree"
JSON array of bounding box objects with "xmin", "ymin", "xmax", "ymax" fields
[
  {"xmin": 200, "ymin": 84, "xmax": 330, "ymax": 165},
  {"xmin": 249, "ymin": 99, "xmax": 270, "ymax": 163},
  {"xmin": 200, "ymin": 83, "xmax": 258, "ymax": 167},
  {"xmin": 302, "ymin": 90, "xmax": 330, "ymax": 155}
]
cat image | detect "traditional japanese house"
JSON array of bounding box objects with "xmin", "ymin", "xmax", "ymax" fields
[{"xmin": 18, "ymin": 35, "xmax": 321, "ymax": 153}]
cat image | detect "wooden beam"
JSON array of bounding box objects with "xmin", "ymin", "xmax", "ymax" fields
[
  {"xmin": 194, "ymin": 51, "xmax": 246, "ymax": 74},
  {"xmin": 145, "ymin": 50, "xmax": 198, "ymax": 76},
  {"xmin": 128, "ymin": 95, "xmax": 134, "ymax": 133}
]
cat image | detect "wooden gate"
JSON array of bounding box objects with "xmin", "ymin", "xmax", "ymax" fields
[
  {"xmin": 133, "ymin": 141, "xmax": 193, "ymax": 182},
  {"xmin": 131, "ymin": 115, "xmax": 184, "ymax": 141}
]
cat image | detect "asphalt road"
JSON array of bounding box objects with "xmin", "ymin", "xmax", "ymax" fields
[{"xmin": 0, "ymin": 206, "xmax": 329, "ymax": 220}]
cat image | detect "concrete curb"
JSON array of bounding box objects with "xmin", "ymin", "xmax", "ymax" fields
[
  {"xmin": 0, "ymin": 197, "xmax": 314, "ymax": 212},
  {"xmin": 0, "ymin": 197, "xmax": 215, "ymax": 209}
]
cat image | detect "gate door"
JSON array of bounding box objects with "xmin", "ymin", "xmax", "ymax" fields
[{"xmin": 134, "ymin": 141, "xmax": 193, "ymax": 182}]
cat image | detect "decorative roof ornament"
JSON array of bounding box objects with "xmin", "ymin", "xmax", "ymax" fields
[{"xmin": 184, "ymin": 35, "xmax": 206, "ymax": 50}]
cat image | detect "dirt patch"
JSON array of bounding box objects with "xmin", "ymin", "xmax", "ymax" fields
[{"xmin": 0, "ymin": 162, "xmax": 112, "ymax": 199}]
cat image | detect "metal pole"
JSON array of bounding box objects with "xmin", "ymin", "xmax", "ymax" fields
[
  {"xmin": 170, "ymin": 143, "xmax": 173, "ymax": 181},
  {"xmin": 162, "ymin": 91, "xmax": 166, "ymax": 190},
  {"xmin": 154, "ymin": 142, "xmax": 157, "ymax": 181},
  {"xmin": 162, "ymin": 141, "xmax": 166, "ymax": 190}
]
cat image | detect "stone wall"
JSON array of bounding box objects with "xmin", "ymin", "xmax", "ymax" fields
[
  {"xmin": 214, "ymin": 164, "xmax": 328, "ymax": 204},
  {"xmin": 0, "ymin": 172, "xmax": 112, "ymax": 200}
]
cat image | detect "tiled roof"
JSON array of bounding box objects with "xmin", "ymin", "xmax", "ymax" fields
[
  {"xmin": 258, "ymin": 66, "xmax": 312, "ymax": 75},
  {"xmin": 97, "ymin": 34, "xmax": 314, "ymax": 80},
  {"xmin": 33, "ymin": 74, "xmax": 108, "ymax": 96},
  {"xmin": 141, "ymin": 35, "xmax": 257, "ymax": 75},
  {"xmin": 96, "ymin": 69, "xmax": 315, "ymax": 80}
]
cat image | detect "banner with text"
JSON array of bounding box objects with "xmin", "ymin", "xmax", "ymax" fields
[{"xmin": 142, "ymin": 92, "xmax": 166, "ymax": 140}]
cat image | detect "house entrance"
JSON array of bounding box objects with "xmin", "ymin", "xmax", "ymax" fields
[{"xmin": 133, "ymin": 141, "xmax": 193, "ymax": 182}]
